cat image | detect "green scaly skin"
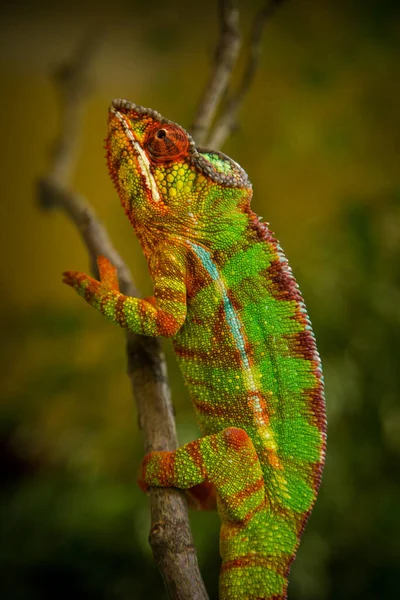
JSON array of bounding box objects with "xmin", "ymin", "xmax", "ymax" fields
[{"xmin": 63, "ymin": 99, "xmax": 326, "ymax": 599}]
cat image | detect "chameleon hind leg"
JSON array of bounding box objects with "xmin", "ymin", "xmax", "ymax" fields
[
  {"xmin": 141, "ymin": 429, "xmax": 290, "ymax": 600},
  {"xmin": 140, "ymin": 427, "xmax": 265, "ymax": 524}
]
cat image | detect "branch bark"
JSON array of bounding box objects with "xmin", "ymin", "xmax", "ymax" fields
[
  {"xmin": 38, "ymin": 36, "xmax": 208, "ymax": 600},
  {"xmin": 190, "ymin": 0, "xmax": 241, "ymax": 146},
  {"xmin": 208, "ymin": 0, "xmax": 287, "ymax": 150}
]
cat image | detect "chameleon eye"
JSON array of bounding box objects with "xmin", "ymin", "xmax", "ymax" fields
[
  {"xmin": 147, "ymin": 124, "xmax": 189, "ymax": 163},
  {"xmin": 156, "ymin": 129, "xmax": 167, "ymax": 139}
]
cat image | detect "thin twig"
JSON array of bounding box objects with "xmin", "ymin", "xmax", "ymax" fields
[
  {"xmin": 190, "ymin": 0, "xmax": 241, "ymax": 145},
  {"xmin": 48, "ymin": 35, "xmax": 100, "ymax": 187},
  {"xmin": 38, "ymin": 36, "xmax": 209, "ymax": 600},
  {"xmin": 207, "ymin": 0, "xmax": 286, "ymax": 150}
]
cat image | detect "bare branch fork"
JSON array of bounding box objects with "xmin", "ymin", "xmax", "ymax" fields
[
  {"xmin": 191, "ymin": 0, "xmax": 287, "ymax": 150},
  {"xmin": 38, "ymin": 1, "xmax": 285, "ymax": 598},
  {"xmin": 190, "ymin": 0, "xmax": 241, "ymax": 146}
]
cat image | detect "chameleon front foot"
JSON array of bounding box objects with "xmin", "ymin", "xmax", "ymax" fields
[
  {"xmin": 62, "ymin": 269, "xmax": 100, "ymax": 296},
  {"xmin": 63, "ymin": 255, "xmax": 125, "ymax": 322},
  {"xmin": 63, "ymin": 255, "xmax": 120, "ymax": 295}
]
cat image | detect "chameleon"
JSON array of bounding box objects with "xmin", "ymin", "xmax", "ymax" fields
[{"xmin": 63, "ymin": 98, "xmax": 326, "ymax": 599}]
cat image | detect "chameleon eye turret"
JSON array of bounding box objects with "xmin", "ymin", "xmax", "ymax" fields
[{"xmin": 146, "ymin": 123, "xmax": 190, "ymax": 162}]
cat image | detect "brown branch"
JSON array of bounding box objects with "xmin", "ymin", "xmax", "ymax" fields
[
  {"xmin": 38, "ymin": 36, "xmax": 208, "ymax": 600},
  {"xmin": 207, "ymin": 0, "xmax": 287, "ymax": 150},
  {"xmin": 190, "ymin": 0, "xmax": 241, "ymax": 146},
  {"xmin": 127, "ymin": 336, "xmax": 209, "ymax": 600},
  {"xmin": 40, "ymin": 0, "xmax": 284, "ymax": 593},
  {"xmin": 47, "ymin": 35, "xmax": 99, "ymax": 187}
]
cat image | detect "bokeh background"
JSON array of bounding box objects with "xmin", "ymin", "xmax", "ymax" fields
[{"xmin": 1, "ymin": 0, "xmax": 399, "ymax": 598}]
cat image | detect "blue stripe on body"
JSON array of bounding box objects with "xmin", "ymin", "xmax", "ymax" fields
[{"xmin": 189, "ymin": 242, "xmax": 251, "ymax": 371}]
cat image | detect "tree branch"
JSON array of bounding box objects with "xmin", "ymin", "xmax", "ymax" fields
[
  {"xmin": 208, "ymin": 0, "xmax": 286, "ymax": 150},
  {"xmin": 190, "ymin": 0, "xmax": 241, "ymax": 146},
  {"xmin": 40, "ymin": 0, "xmax": 284, "ymax": 595},
  {"xmin": 38, "ymin": 36, "xmax": 209, "ymax": 600}
]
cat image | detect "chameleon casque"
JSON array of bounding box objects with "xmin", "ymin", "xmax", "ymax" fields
[{"xmin": 63, "ymin": 98, "xmax": 326, "ymax": 599}]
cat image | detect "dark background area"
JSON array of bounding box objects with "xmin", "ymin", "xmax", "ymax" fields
[{"xmin": 1, "ymin": 0, "xmax": 399, "ymax": 598}]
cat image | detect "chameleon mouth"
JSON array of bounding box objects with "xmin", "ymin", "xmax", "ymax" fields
[{"xmin": 109, "ymin": 103, "xmax": 161, "ymax": 204}]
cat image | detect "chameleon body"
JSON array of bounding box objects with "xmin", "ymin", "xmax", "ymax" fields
[{"xmin": 64, "ymin": 99, "xmax": 326, "ymax": 599}]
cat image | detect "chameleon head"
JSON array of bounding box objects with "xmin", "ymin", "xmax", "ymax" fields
[{"xmin": 107, "ymin": 98, "xmax": 252, "ymax": 239}]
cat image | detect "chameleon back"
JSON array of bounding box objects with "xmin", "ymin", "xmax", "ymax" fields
[{"xmin": 172, "ymin": 214, "xmax": 326, "ymax": 597}]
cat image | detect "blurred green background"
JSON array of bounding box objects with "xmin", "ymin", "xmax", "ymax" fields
[{"xmin": 1, "ymin": 0, "xmax": 399, "ymax": 598}]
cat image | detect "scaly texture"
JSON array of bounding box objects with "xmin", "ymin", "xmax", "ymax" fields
[{"xmin": 63, "ymin": 99, "xmax": 326, "ymax": 600}]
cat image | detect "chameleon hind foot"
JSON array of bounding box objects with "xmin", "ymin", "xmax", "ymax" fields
[{"xmin": 139, "ymin": 427, "xmax": 265, "ymax": 523}]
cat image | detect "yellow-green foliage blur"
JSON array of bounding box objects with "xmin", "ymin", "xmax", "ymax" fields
[{"xmin": 1, "ymin": 0, "xmax": 399, "ymax": 598}]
